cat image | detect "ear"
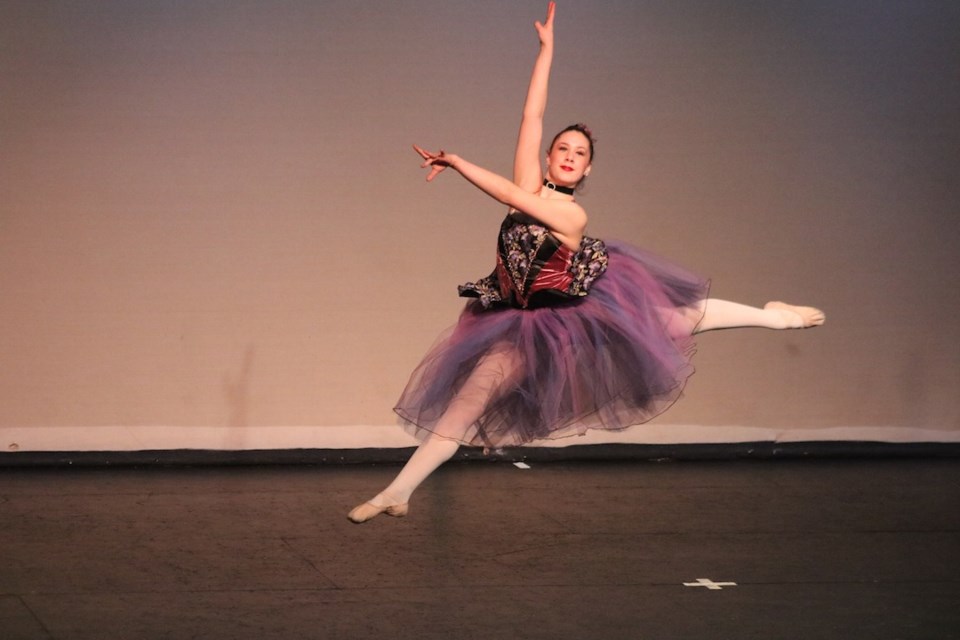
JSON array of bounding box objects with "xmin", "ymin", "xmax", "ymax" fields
[{"xmin": 584, "ymin": 165, "xmax": 592, "ymax": 177}]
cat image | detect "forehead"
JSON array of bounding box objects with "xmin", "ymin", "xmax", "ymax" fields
[{"xmin": 553, "ymin": 130, "xmax": 590, "ymax": 148}]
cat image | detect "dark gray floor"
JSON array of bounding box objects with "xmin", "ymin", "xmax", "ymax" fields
[{"xmin": 2, "ymin": 457, "xmax": 958, "ymax": 639}]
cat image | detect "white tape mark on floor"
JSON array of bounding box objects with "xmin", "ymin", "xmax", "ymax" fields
[{"xmin": 683, "ymin": 578, "xmax": 737, "ymax": 590}]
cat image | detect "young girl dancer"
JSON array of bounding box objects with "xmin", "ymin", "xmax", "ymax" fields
[{"xmin": 348, "ymin": 2, "xmax": 824, "ymax": 523}]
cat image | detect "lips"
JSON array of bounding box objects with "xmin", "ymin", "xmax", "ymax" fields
[{"xmin": 560, "ymin": 165, "xmax": 573, "ymax": 171}]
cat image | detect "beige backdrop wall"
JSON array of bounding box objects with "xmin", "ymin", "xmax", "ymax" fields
[{"xmin": 2, "ymin": 0, "xmax": 958, "ymax": 453}]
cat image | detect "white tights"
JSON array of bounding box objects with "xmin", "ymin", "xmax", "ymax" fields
[
  {"xmin": 368, "ymin": 347, "xmax": 519, "ymax": 508},
  {"xmin": 370, "ymin": 436, "xmax": 460, "ymax": 507},
  {"xmin": 694, "ymin": 298, "xmax": 804, "ymax": 333}
]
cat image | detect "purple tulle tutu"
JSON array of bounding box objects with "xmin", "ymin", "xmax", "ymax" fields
[{"xmin": 394, "ymin": 240, "xmax": 710, "ymax": 448}]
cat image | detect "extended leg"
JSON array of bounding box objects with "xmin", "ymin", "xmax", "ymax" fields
[
  {"xmin": 694, "ymin": 298, "xmax": 825, "ymax": 333},
  {"xmin": 348, "ymin": 347, "xmax": 520, "ymax": 523}
]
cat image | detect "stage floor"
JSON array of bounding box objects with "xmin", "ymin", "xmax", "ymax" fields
[{"xmin": 2, "ymin": 457, "xmax": 958, "ymax": 639}]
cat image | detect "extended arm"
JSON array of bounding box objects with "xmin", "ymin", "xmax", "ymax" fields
[
  {"xmin": 513, "ymin": 2, "xmax": 555, "ymax": 192},
  {"xmin": 414, "ymin": 145, "xmax": 586, "ymax": 248}
]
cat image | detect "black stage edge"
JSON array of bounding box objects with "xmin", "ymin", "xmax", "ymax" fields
[{"xmin": 1, "ymin": 441, "xmax": 958, "ymax": 467}]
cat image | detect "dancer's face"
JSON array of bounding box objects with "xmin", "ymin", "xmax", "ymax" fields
[{"xmin": 545, "ymin": 130, "xmax": 592, "ymax": 187}]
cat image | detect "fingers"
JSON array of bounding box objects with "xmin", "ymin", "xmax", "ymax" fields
[
  {"xmin": 413, "ymin": 144, "xmax": 448, "ymax": 181},
  {"xmin": 413, "ymin": 144, "xmax": 444, "ymax": 162},
  {"xmin": 535, "ymin": 2, "xmax": 555, "ymax": 36}
]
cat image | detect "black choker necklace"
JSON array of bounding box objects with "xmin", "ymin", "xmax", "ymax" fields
[{"xmin": 543, "ymin": 179, "xmax": 575, "ymax": 196}]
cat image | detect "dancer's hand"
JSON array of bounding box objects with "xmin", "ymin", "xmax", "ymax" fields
[
  {"xmin": 535, "ymin": 1, "xmax": 555, "ymax": 48},
  {"xmin": 413, "ymin": 144, "xmax": 457, "ymax": 182}
]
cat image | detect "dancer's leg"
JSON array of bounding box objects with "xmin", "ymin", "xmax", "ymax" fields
[
  {"xmin": 362, "ymin": 435, "xmax": 460, "ymax": 509},
  {"xmin": 348, "ymin": 347, "xmax": 520, "ymax": 523},
  {"xmin": 694, "ymin": 299, "xmax": 825, "ymax": 333}
]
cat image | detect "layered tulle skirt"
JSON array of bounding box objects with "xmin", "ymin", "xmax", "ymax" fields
[{"xmin": 394, "ymin": 241, "xmax": 710, "ymax": 448}]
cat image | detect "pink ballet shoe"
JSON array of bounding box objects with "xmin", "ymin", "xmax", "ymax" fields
[{"xmin": 347, "ymin": 501, "xmax": 409, "ymax": 524}]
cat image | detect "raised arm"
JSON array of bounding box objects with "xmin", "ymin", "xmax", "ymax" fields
[
  {"xmin": 415, "ymin": 145, "xmax": 586, "ymax": 250},
  {"xmin": 513, "ymin": 2, "xmax": 555, "ymax": 193}
]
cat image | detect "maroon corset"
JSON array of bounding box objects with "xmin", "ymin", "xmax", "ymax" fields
[{"xmin": 459, "ymin": 212, "xmax": 609, "ymax": 309}]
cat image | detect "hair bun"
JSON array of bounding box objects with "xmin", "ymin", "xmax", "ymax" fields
[{"xmin": 574, "ymin": 123, "xmax": 595, "ymax": 144}]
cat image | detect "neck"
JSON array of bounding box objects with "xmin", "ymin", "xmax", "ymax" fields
[{"xmin": 542, "ymin": 179, "xmax": 575, "ymax": 196}]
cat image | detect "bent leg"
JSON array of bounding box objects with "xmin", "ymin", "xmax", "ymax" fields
[
  {"xmin": 348, "ymin": 347, "xmax": 521, "ymax": 522},
  {"xmin": 694, "ymin": 298, "xmax": 825, "ymax": 333},
  {"xmin": 371, "ymin": 435, "xmax": 460, "ymax": 506}
]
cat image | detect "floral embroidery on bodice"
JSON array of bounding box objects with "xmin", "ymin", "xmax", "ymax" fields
[{"xmin": 459, "ymin": 212, "xmax": 609, "ymax": 309}]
